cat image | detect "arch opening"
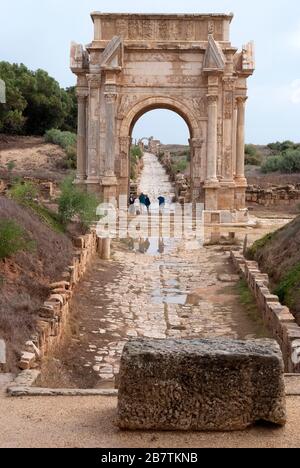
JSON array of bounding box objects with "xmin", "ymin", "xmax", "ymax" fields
[{"xmin": 121, "ymin": 105, "xmax": 197, "ymax": 203}]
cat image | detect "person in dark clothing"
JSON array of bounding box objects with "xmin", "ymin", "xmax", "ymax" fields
[
  {"xmin": 158, "ymin": 195, "xmax": 166, "ymax": 213},
  {"xmin": 139, "ymin": 193, "xmax": 146, "ymax": 213},
  {"xmin": 128, "ymin": 194, "xmax": 136, "ymax": 214},
  {"xmin": 145, "ymin": 195, "xmax": 151, "ymax": 213}
]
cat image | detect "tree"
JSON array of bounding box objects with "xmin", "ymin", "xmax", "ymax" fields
[{"xmin": 0, "ymin": 62, "xmax": 77, "ymax": 135}]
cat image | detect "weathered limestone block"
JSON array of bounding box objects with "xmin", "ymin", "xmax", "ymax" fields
[
  {"xmin": 117, "ymin": 338, "xmax": 286, "ymax": 431},
  {"xmin": 19, "ymin": 352, "xmax": 36, "ymax": 370}
]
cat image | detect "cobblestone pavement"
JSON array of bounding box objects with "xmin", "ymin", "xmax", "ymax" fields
[{"xmin": 39, "ymin": 153, "xmax": 270, "ymax": 389}]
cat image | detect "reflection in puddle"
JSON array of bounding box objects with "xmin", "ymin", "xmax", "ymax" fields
[
  {"xmin": 152, "ymin": 290, "xmax": 187, "ymax": 305},
  {"xmin": 128, "ymin": 237, "xmax": 176, "ymax": 256},
  {"xmin": 152, "ymin": 284, "xmax": 201, "ymax": 306}
]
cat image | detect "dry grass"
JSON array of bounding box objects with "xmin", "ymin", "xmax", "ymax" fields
[{"xmin": 0, "ymin": 196, "xmax": 73, "ymax": 371}]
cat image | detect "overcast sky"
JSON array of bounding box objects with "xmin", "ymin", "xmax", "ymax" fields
[{"xmin": 1, "ymin": 0, "xmax": 300, "ymax": 144}]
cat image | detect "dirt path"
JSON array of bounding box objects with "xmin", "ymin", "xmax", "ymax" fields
[{"xmin": 0, "ymin": 387, "xmax": 300, "ymax": 448}]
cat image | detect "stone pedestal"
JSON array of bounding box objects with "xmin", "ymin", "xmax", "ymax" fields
[
  {"xmin": 101, "ymin": 176, "xmax": 118, "ymax": 201},
  {"xmin": 117, "ymin": 338, "xmax": 286, "ymax": 431},
  {"xmin": 101, "ymin": 238, "xmax": 111, "ymax": 260},
  {"xmin": 204, "ymin": 183, "xmax": 219, "ymax": 211}
]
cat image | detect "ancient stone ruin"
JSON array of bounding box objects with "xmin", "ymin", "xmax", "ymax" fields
[
  {"xmin": 70, "ymin": 12, "xmax": 254, "ymax": 224},
  {"xmin": 247, "ymin": 184, "xmax": 300, "ymax": 208},
  {"xmin": 117, "ymin": 338, "xmax": 286, "ymax": 431}
]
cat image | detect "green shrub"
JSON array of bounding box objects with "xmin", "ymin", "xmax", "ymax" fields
[
  {"xmin": 9, "ymin": 181, "xmax": 38, "ymax": 204},
  {"xmin": 267, "ymin": 141, "xmax": 299, "ymax": 153},
  {"xmin": 245, "ymin": 144, "xmax": 257, "ymax": 157},
  {"xmin": 58, "ymin": 176, "xmax": 100, "ymax": 229},
  {"xmin": 171, "ymin": 159, "xmax": 188, "ymax": 174},
  {"xmin": 130, "ymin": 146, "xmax": 143, "ymax": 181},
  {"xmin": 261, "ymin": 155, "xmax": 282, "ymax": 173},
  {"xmin": 261, "ymin": 149, "xmax": 300, "ymax": 174},
  {"xmin": 245, "ymin": 153, "xmax": 262, "ymax": 166},
  {"xmin": 5, "ymin": 160, "xmax": 16, "ymax": 172},
  {"xmin": 247, "ymin": 232, "xmax": 274, "ymax": 259},
  {"xmin": 9, "ymin": 180, "xmax": 64, "ymax": 232},
  {"xmin": 44, "ymin": 129, "xmax": 77, "ymax": 150},
  {"xmin": 45, "ymin": 129, "xmax": 77, "ymax": 170},
  {"xmin": 131, "ymin": 145, "xmax": 143, "ymax": 159},
  {"xmin": 0, "ymin": 219, "xmax": 34, "ymax": 259},
  {"xmin": 274, "ymin": 263, "xmax": 300, "ymax": 308},
  {"xmin": 65, "ymin": 145, "xmax": 77, "ymax": 169},
  {"xmin": 29, "ymin": 204, "xmax": 65, "ymax": 233}
]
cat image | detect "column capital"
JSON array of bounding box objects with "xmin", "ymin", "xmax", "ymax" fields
[
  {"xmin": 104, "ymin": 84, "xmax": 118, "ymax": 102},
  {"xmin": 76, "ymin": 87, "xmax": 88, "ymax": 100},
  {"xmin": 222, "ymin": 76, "xmax": 237, "ymax": 90},
  {"xmin": 86, "ymin": 73, "xmax": 102, "ymax": 89},
  {"xmin": 207, "ymin": 94, "xmax": 219, "ymax": 104},
  {"xmin": 236, "ymin": 96, "xmax": 248, "ymax": 104},
  {"xmin": 189, "ymin": 138, "xmax": 204, "ymax": 149}
]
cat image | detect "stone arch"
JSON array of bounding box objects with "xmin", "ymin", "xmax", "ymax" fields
[{"xmin": 120, "ymin": 96, "xmax": 202, "ymax": 140}]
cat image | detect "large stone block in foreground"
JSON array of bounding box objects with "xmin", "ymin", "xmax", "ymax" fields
[{"xmin": 117, "ymin": 339, "xmax": 286, "ymax": 431}]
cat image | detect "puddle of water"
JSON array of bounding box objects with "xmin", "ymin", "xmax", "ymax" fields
[
  {"xmin": 152, "ymin": 293, "xmax": 188, "ymax": 305},
  {"xmin": 127, "ymin": 237, "xmax": 177, "ymax": 256}
]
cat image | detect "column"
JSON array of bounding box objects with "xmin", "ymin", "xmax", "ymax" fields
[
  {"xmin": 206, "ymin": 95, "xmax": 218, "ymax": 183},
  {"xmin": 76, "ymin": 89, "xmax": 88, "ymax": 182},
  {"xmin": 235, "ymin": 96, "xmax": 247, "ymax": 183},
  {"xmin": 86, "ymin": 74, "xmax": 101, "ymax": 185},
  {"xmin": 232, "ymin": 100, "xmax": 237, "ymax": 177},
  {"xmin": 189, "ymin": 138, "xmax": 204, "ymax": 201},
  {"xmin": 101, "ymin": 84, "xmax": 118, "ymax": 200},
  {"xmin": 104, "ymin": 86, "xmax": 118, "ymax": 178}
]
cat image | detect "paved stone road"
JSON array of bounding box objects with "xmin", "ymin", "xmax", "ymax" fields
[{"xmin": 39, "ymin": 153, "xmax": 269, "ymax": 389}]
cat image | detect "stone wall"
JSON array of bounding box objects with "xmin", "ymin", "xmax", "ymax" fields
[
  {"xmin": 230, "ymin": 250, "xmax": 300, "ymax": 373},
  {"xmin": 0, "ymin": 177, "xmax": 54, "ymax": 199},
  {"xmin": 19, "ymin": 230, "xmax": 100, "ymax": 370},
  {"xmin": 246, "ymin": 184, "xmax": 300, "ymax": 207}
]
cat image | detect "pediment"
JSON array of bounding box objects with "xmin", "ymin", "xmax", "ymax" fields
[
  {"xmin": 100, "ymin": 36, "xmax": 123, "ymax": 71},
  {"xmin": 203, "ymin": 35, "xmax": 225, "ymax": 72}
]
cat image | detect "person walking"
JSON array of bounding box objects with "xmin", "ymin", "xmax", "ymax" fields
[
  {"xmin": 145, "ymin": 195, "xmax": 151, "ymax": 213},
  {"xmin": 128, "ymin": 194, "xmax": 136, "ymax": 215},
  {"xmin": 158, "ymin": 195, "xmax": 166, "ymax": 214},
  {"xmin": 139, "ymin": 193, "xmax": 146, "ymax": 214}
]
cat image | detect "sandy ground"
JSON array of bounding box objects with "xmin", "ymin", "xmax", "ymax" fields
[
  {"xmin": 0, "ymin": 391, "xmax": 299, "ymax": 448},
  {"xmin": 0, "ymin": 135, "xmax": 67, "ymax": 181}
]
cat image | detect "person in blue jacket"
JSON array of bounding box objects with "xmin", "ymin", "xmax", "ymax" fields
[{"xmin": 158, "ymin": 195, "xmax": 166, "ymax": 213}]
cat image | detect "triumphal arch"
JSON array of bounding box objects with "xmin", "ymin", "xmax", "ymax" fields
[{"xmin": 71, "ymin": 12, "xmax": 254, "ymax": 223}]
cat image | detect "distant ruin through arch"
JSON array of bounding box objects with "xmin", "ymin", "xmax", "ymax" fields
[{"xmin": 71, "ymin": 12, "xmax": 254, "ymax": 223}]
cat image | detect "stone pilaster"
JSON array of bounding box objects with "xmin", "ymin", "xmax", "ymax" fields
[
  {"xmin": 204, "ymin": 94, "xmax": 219, "ymax": 210},
  {"xmin": 235, "ymin": 96, "xmax": 248, "ymax": 185},
  {"xmin": 86, "ymin": 74, "xmax": 101, "ymax": 185},
  {"xmin": 222, "ymin": 77, "xmax": 236, "ymax": 182},
  {"xmin": 118, "ymin": 136, "xmax": 131, "ymax": 197},
  {"xmin": 205, "ymin": 94, "xmax": 219, "ymax": 184},
  {"xmin": 101, "ymin": 83, "xmax": 118, "ymax": 200},
  {"xmin": 75, "ymin": 88, "xmax": 88, "ymax": 182},
  {"xmin": 232, "ymin": 99, "xmax": 238, "ymax": 177},
  {"xmin": 189, "ymin": 138, "xmax": 204, "ymax": 201},
  {"xmin": 104, "ymin": 84, "xmax": 118, "ymax": 178},
  {"xmin": 235, "ymin": 96, "xmax": 248, "ymax": 211}
]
